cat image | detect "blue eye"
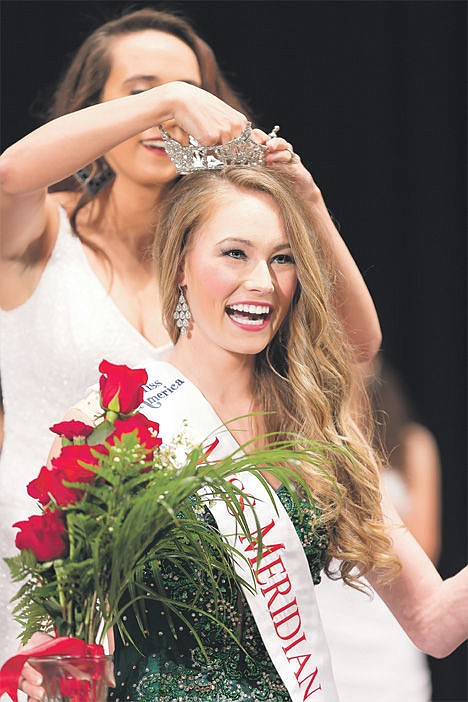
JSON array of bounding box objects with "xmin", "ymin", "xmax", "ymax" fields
[
  {"xmin": 273, "ymin": 253, "xmax": 295, "ymax": 264},
  {"xmin": 222, "ymin": 249, "xmax": 246, "ymax": 260}
]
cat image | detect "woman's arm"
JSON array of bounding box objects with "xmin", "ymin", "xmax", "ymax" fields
[
  {"xmin": 0, "ymin": 82, "xmax": 246, "ymax": 261},
  {"xmin": 368, "ymin": 491, "xmax": 467, "ymax": 658},
  {"xmin": 261, "ymin": 136, "xmax": 382, "ymax": 362},
  {"xmin": 400, "ymin": 422, "xmax": 441, "ymax": 563}
]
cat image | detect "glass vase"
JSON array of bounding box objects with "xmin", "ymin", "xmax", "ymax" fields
[{"xmin": 27, "ymin": 654, "xmax": 113, "ymax": 702}]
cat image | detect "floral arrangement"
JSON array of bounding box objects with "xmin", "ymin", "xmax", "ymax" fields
[
  {"xmin": 0, "ymin": 360, "xmax": 338, "ymax": 701},
  {"xmin": 3, "ymin": 361, "xmax": 328, "ymax": 650},
  {"xmin": 4, "ymin": 362, "xmax": 235, "ymax": 647}
]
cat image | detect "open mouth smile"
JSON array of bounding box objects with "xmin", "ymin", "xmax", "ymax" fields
[
  {"xmin": 141, "ymin": 139, "xmax": 168, "ymax": 155},
  {"xmin": 225, "ymin": 303, "xmax": 273, "ymax": 329}
]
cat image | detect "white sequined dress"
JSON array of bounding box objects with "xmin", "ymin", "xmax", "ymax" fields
[{"xmin": 0, "ymin": 206, "xmax": 170, "ymax": 660}]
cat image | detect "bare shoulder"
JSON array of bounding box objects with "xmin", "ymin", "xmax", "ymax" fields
[
  {"xmin": 0, "ymin": 190, "xmax": 82, "ymax": 310},
  {"xmin": 402, "ymin": 422, "xmax": 439, "ymax": 458},
  {"xmin": 401, "ymin": 422, "xmax": 441, "ymax": 479},
  {"xmin": 0, "ymin": 194, "xmax": 61, "ymax": 309}
]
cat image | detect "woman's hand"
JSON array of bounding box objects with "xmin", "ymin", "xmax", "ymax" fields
[
  {"xmin": 158, "ymin": 81, "xmax": 248, "ymax": 145},
  {"xmin": 18, "ymin": 632, "xmax": 52, "ymax": 701},
  {"xmin": 252, "ymin": 128, "xmax": 319, "ymax": 201},
  {"xmin": 16, "ymin": 631, "xmax": 116, "ymax": 700}
]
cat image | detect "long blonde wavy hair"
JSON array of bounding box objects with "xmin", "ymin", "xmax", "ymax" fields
[{"xmin": 155, "ymin": 166, "xmax": 399, "ymax": 586}]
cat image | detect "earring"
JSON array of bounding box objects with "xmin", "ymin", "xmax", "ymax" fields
[
  {"xmin": 74, "ymin": 157, "xmax": 115, "ymax": 196},
  {"xmin": 174, "ymin": 287, "xmax": 191, "ymax": 334}
]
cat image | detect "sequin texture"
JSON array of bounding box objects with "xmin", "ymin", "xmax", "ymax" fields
[{"xmin": 109, "ymin": 486, "xmax": 329, "ymax": 701}]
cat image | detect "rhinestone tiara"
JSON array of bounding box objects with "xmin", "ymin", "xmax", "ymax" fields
[{"xmin": 160, "ymin": 123, "xmax": 268, "ymax": 175}]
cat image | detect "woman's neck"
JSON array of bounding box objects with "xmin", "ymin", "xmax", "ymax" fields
[
  {"xmin": 168, "ymin": 339, "xmax": 255, "ymax": 416},
  {"xmin": 110, "ymin": 179, "xmax": 168, "ymax": 249},
  {"xmin": 169, "ymin": 337, "xmax": 268, "ymax": 456},
  {"xmin": 81, "ymin": 178, "xmax": 168, "ymax": 256}
]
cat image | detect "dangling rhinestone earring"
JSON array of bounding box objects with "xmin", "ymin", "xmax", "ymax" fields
[{"xmin": 174, "ymin": 287, "xmax": 191, "ymax": 334}]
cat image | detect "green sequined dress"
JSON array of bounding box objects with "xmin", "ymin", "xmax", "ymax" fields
[{"xmin": 108, "ymin": 486, "xmax": 329, "ymax": 702}]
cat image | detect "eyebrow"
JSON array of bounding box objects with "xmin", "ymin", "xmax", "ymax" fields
[
  {"xmin": 123, "ymin": 74, "xmax": 201, "ymax": 87},
  {"xmin": 217, "ymin": 237, "xmax": 291, "ymax": 252}
]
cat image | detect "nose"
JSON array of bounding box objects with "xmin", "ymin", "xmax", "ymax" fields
[{"xmin": 245, "ymin": 259, "xmax": 274, "ymax": 294}]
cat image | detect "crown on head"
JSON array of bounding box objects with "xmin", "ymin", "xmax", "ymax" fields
[{"xmin": 160, "ymin": 123, "xmax": 268, "ymax": 175}]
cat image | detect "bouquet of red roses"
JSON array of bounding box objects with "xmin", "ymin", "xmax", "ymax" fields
[
  {"xmin": 1, "ymin": 360, "xmax": 336, "ymax": 701},
  {"xmin": 4, "ymin": 361, "xmax": 252, "ymax": 650}
]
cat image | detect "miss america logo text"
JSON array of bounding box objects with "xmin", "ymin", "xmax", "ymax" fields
[{"xmin": 142, "ymin": 377, "xmax": 185, "ymax": 409}]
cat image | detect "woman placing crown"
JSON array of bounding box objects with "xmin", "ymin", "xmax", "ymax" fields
[
  {"xmin": 19, "ymin": 167, "xmax": 467, "ymax": 701},
  {"xmin": 0, "ymin": 8, "xmax": 380, "ymax": 661}
]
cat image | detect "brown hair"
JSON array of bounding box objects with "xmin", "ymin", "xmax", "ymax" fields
[
  {"xmin": 48, "ymin": 7, "xmax": 251, "ymax": 236},
  {"xmin": 155, "ymin": 167, "xmax": 400, "ymax": 587}
]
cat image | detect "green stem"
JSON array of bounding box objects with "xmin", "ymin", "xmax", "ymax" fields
[
  {"xmin": 86, "ymin": 590, "xmax": 98, "ymax": 644},
  {"xmin": 105, "ymin": 410, "xmax": 118, "ymax": 423},
  {"xmin": 54, "ymin": 563, "xmax": 67, "ymax": 624}
]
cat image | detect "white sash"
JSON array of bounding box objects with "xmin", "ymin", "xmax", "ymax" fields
[{"xmin": 140, "ymin": 360, "xmax": 339, "ymax": 702}]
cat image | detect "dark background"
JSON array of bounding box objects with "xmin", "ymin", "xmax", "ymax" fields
[{"xmin": 1, "ymin": 1, "xmax": 466, "ymax": 699}]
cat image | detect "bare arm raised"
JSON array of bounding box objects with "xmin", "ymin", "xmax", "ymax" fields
[{"xmin": 0, "ymin": 82, "xmax": 246, "ymax": 262}]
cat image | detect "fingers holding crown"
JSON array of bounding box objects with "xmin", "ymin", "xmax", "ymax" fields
[
  {"xmin": 251, "ymin": 128, "xmax": 301, "ymax": 167},
  {"xmin": 266, "ymin": 137, "xmax": 301, "ymax": 165}
]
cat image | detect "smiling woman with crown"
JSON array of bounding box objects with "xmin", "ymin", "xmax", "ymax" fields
[
  {"xmin": 17, "ymin": 166, "xmax": 468, "ymax": 702},
  {"xmin": 0, "ymin": 7, "xmax": 384, "ymax": 665}
]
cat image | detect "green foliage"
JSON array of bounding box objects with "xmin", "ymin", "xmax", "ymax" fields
[{"xmin": 6, "ymin": 430, "xmax": 337, "ymax": 647}]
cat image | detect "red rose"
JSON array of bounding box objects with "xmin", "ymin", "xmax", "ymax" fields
[
  {"xmin": 98, "ymin": 360, "xmax": 148, "ymax": 415},
  {"xmin": 52, "ymin": 445, "xmax": 104, "ymax": 504},
  {"xmin": 27, "ymin": 446, "xmax": 103, "ymax": 506},
  {"xmin": 27, "ymin": 465, "xmax": 73, "ymax": 506},
  {"xmin": 13, "ymin": 511, "xmax": 67, "ymax": 561},
  {"xmin": 51, "ymin": 444, "xmax": 104, "ymax": 474},
  {"xmin": 50, "ymin": 420, "xmax": 94, "ymax": 440},
  {"xmin": 108, "ymin": 413, "xmax": 162, "ymax": 461}
]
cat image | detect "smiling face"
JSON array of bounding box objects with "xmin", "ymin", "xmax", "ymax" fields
[
  {"xmin": 179, "ymin": 188, "xmax": 298, "ymax": 358},
  {"xmin": 101, "ymin": 30, "xmax": 202, "ymax": 187}
]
